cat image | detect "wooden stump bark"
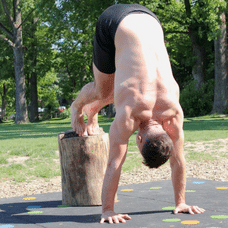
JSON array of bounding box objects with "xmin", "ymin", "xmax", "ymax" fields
[{"xmin": 58, "ymin": 129, "xmax": 110, "ymax": 206}]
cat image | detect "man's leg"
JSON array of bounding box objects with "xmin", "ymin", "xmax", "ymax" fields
[
  {"xmin": 83, "ymin": 91, "xmax": 114, "ymax": 135},
  {"xmin": 71, "ymin": 63, "xmax": 115, "ymax": 136}
]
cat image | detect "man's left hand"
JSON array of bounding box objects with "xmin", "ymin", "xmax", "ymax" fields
[{"xmin": 174, "ymin": 203, "xmax": 205, "ymax": 215}]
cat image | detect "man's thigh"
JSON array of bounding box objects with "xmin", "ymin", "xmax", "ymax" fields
[{"xmin": 93, "ymin": 63, "xmax": 115, "ymax": 99}]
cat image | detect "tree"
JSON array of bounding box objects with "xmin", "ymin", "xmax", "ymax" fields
[
  {"xmin": 212, "ymin": 7, "xmax": 228, "ymax": 114},
  {"xmin": 28, "ymin": 15, "xmax": 39, "ymax": 122},
  {"xmin": 0, "ymin": 37, "xmax": 14, "ymax": 120},
  {"xmin": 183, "ymin": 0, "xmax": 207, "ymax": 90},
  {"xmin": 0, "ymin": 0, "xmax": 29, "ymax": 123},
  {"xmin": 41, "ymin": 0, "xmax": 115, "ymax": 104}
]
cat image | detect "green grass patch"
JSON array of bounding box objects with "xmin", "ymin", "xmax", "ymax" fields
[
  {"xmin": 0, "ymin": 114, "xmax": 228, "ymax": 182},
  {"xmin": 122, "ymin": 152, "xmax": 143, "ymax": 172},
  {"xmin": 0, "ymin": 152, "xmax": 9, "ymax": 165},
  {"xmin": 186, "ymin": 151, "xmax": 216, "ymax": 161},
  {"xmin": 184, "ymin": 115, "xmax": 228, "ymax": 141},
  {"xmin": 0, "ymin": 164, "xmax": 27, "ymax": 182}
]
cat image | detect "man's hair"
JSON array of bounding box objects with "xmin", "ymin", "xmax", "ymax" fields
[{"xmin": 141, "ymin": 133, "xmax": 173, "ymax": 169}]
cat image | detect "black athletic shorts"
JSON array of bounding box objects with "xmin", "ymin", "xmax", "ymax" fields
[{"xmin": 92, "ymin": 4, "xmax": 160, "ymax": 74}]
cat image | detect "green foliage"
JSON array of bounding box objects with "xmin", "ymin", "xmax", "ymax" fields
[
  {"xmin": 42, "ymin": 100, "xmax": 59, "ymax": 120},
  {"xmin": 190, "ymin": 0, "xmax": 227, "ymax": 41},
  {"xmin": 39, "ymin": 0, "xmax": 116, "ymax": 101},
  {"xmin": 59, "ymin": 108, "xmax": 71, "ymax": 119},
  {"xmin": 1, "ymin": 0, "xmax": 227, "ymax": 120},
  {"xmin": 180, "ymin": 79, "xmax": 214, "ymax": 117},
  {"xmin": 38, "ymin": 70, "xmax": 59, "ymax": 106}
]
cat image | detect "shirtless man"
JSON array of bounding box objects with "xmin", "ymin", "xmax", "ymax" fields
[{"xmin": 71, "ymin": 4, "xmax": 205, "ymax": 224}]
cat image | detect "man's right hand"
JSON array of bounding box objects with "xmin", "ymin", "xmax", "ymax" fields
[{"xmin": 100, "ymin": 211, "xmax": 131, "ymax": 224}]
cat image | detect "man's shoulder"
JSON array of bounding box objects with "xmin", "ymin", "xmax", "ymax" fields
[
  {"xmin": 162, "ymin": 108, "xmax": 184, "ymax": 141},
  {"xmin": 112, "ymin": 107, "xmax": 140, "ymax": 138}
]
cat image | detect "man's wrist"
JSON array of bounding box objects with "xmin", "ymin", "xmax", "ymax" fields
[
  {"xmin": 176, "ymin": 202, "xmax": 186, "ymax": 207},
  {"xmin": 102, "ymin": 207, "xmax": 114, "ymax": 213}
]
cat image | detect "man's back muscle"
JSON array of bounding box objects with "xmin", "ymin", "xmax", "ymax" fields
[{"xmin": 114, "ymin": 13, "xmax": 181, "ymax": 123}]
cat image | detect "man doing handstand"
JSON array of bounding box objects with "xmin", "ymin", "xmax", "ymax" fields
[{"xmin": 71, "ymin": 4, "xmax": 205, "ymax": 224}]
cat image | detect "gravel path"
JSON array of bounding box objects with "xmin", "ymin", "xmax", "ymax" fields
[{"xmin": 1, "ymin": 138, "xmax": 227, "ymax": 199}]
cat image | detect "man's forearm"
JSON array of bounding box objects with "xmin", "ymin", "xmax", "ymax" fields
[
  {"xmin": 101, "ymin": 123, "xmax": 128, "ymax": 213},
  {"xmin": 102, "ymin": 164, "xmax": 122, "ymax": 212},
  {"xmin": 171, "ymin": 156, "xmax": 186, "ymax": 206}
]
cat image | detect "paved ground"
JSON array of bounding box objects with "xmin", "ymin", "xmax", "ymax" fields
[{"xmin": 0, "ymin": 178, "xmax": 228, "ymax": 227}]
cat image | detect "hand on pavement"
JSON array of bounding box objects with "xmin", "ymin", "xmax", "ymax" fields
[
  {"xmin": 174, "ymin": 203, "xmax": 205, "ymax": 215},
  {"xmin": 100, "ymin": 211, "xmax": 131, "ymax": 224}
]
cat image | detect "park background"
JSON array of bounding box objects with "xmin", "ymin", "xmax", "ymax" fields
[
  {"xmin": 1, "ymin": 0, "xmax": 228, "ymax": 197},
  {"xmin": 1, "ymin": 0, "xmax": 228, "ymax": 121}
]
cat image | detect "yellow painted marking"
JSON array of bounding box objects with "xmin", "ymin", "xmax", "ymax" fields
[
  {"xmin": 121, "ymin": 189, "xmax": 133, "ymax": 192},
  {"xmin": 115, "ymin": 200, "xmax": 120, "ymax": 203},
  {"xmin": 181, "ymin": 220, "xmax": 200, "ymax": 225},
  {"xmin": 216, "ymin": 187, "xmax": 228, "ymax": 190},
  {"xmin": 23, "ymin": 197, "xmax": 36, "ymax": 201}
]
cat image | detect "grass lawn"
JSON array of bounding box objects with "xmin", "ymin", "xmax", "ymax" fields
[{"xmin": 0, "ymin": 114, "xmax": 228, "ymax": 182}]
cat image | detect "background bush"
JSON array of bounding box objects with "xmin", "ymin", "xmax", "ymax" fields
[
  {"xmin": 59, "ymin": 108, "xmax": 71, "ymax": 119},
  {"xmin": 180, "ymin": 79, "xmax": 214, "ymax": 117}
]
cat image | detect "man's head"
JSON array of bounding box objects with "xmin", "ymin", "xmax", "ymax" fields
[{"xmin": 136, "ymin": 123, "xmax": 173, "ymax": 168}]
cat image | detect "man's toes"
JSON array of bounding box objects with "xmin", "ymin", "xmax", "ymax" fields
[{"xmin": 78, "ymin": 126, "xmax": 88, "ymax": 137}]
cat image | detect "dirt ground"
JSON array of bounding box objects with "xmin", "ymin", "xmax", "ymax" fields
[{"xmin": 1, "ymin": 138, "xmax": 227, "ymax": 199}]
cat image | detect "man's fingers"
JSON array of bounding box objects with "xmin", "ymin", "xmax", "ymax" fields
[
  {"xmin": 200, "ymin": 208, "xmax": 206, "ymax": 213},
  {"xmin": 188, "ymin": 207, "xmax": 194, "ymax": 215},
  {"xmin": 173, "ymin": 208, "xmax": 179, "ymax": 214},
  {"xmin": 113, "ymin": 217, "xmax": 119, "ymax": 224},
  {"xmin": 174, "ymin": 205, "xmax": 205, "ymax": 215},
  {"xmin": 192, "ymin": 206, "xmax": 205, "ymax": 214},
  {"xmin": 100, "ymin": 218, "xmax": 105, "ymax": 224},
  {"xmin": 123, "ymin": 214, "xmax": 132, "ymax": 220},
  {"xmin": 108, "ymin": 217, "xmax": 113, "ymax": 224},
  {"xmin": 119, "ymin": 218, "xmax": 126, "ymax": 223},
  {"xmin": 100, "ymin": 215, "xmax": 130, "ymax": 224},
  {"xmin": 100, "ymin": 213, "xmax": 131, "ymax": 224}
]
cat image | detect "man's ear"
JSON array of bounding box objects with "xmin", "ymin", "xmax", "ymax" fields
[{"xmin": 137, "ymin": 135, "xmax": 142, "ymax": 143}]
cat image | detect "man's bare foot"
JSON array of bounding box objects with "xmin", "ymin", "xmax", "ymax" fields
[
  {"xmin": 86, "ymin": 114, "xmax": 100, "ymax": 135},
  {"xmin": 83, "ymin": 105, "xmax": 100, "ymax": 136},
  {"xmin": 71, "ymin": 106, "xmax": 88, "ymax": 136}
]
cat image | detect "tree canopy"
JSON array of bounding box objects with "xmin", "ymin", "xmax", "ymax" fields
[{"xmin": 0, "ymin": 0, "xmax": 228, "ymax": 121}]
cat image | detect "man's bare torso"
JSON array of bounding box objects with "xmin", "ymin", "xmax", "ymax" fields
[{"xmin": 114, "ymin": 13, "xmax": 182, "ymax": 125}]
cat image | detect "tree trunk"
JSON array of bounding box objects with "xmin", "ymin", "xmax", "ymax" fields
[
  {"xmin": 107, "ymin": 103, "xmax": 116, "ymax": 118},
  {"xmin": 184, "ymin": 0, "xmax": 206, "ymax": 91},
  {"xmin": 30, "ymin": 71, "xmax": 38, "ymax": 121},
  {"xmin": 212, "ymin": 10, "xmax": 228, "ymax": 114},
  {"xmin": 1, "ymin": 82, "xmax": 8, "ymax": 120},
  {"xmin": 13, "ymin": 6, "xmax": 29, "ymax": 123},
  {"xmin": 58, "ymin": 129, "xmax": 115, "ymax": 206},
  {"xmin": 189, "ymin": 31, "xmax": 206, "ymax": 90},
  {"xmin": 13, "ymin": 46, "xmax": 28, "ymax": 123},
  {"xmin": 30, "ymin": 17, "xmax": 39, "ymax": 122}
]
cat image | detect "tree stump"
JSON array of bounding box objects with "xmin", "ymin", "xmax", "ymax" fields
[{"xmin": 58, "ymin": 129, "xmax": 111, "ymax": 206}]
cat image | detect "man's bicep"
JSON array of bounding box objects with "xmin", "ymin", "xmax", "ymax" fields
[
  {"xmin": 108, "ymin": 118, "xmax": 135, "ymax": 167},
  {"xmin": 110, "ymin": 111, "xmax": 139, "ymax": 143},
  {"xmin": 163, "ymin": 110, "xmax": 184, "ymax": 141}
]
